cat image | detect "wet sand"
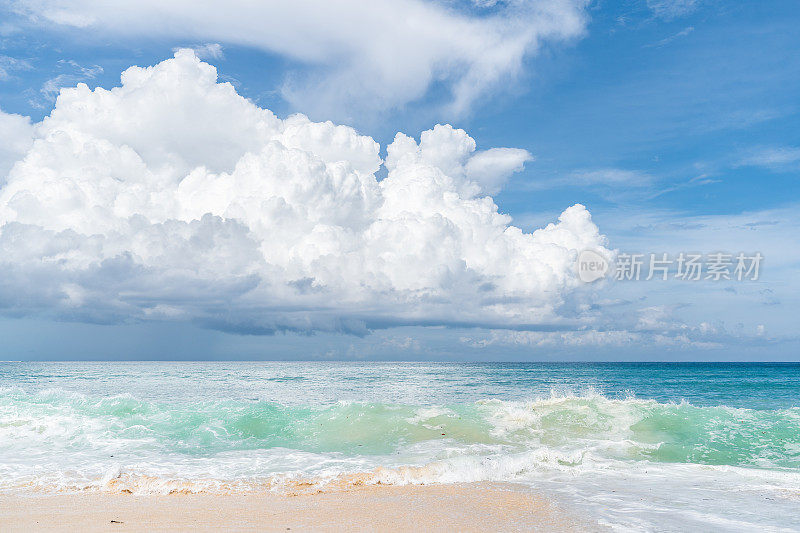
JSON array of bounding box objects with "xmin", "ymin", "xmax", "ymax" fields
[{"xmin": 0, "ymin": 482, "xmax": 596, "ymax": 532}]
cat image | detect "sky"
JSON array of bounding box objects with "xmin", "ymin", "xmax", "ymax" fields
[{"xmin": 0, "ymin": 0, "xmax": 798, "ymax": 360}]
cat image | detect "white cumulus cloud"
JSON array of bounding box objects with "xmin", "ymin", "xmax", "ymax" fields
[
  {"xmin": 0, "ymin": 50, "xmax": 609, "ymax": 334},
  {"xmin": 0, "ymin": 108, "xmax": 34, "ymax": 181}
]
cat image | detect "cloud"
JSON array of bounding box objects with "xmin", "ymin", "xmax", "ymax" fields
[
  {"xmin": 465, "ymin": 148, "xmax": 534, "ymax": 194},
  {"xmin": 520, "ymin": 167, "xmax": 721, "ymax": 205},
  {"xmin": 386, "ymin": 125, "xmax": 533, "ymax": 195},
  {"xmin": 646, "ymin": 0, "xmax": 698, "ymax": 20},
  {"xmin": 647, "ymin": 173, "xmax": 720, "ymax": 199},
  {"xmin": 738, "ymin": 146, "xmax": 800, "ymax": 170},
  {"xmin": 0, "ymin": 109, "xmax": 34, "ymax": 181},
  {"xmin": 519, "ymin": 168, "xmax": 656, "ymax": 200},
  {"xmin": 0, "ymin": 50, "xmax": 609, "ymax": 334},
  {"xmin": 462, "ymin": 329, "xmax": 645, "ymax": 348},
  {"xmin": 589, "ymin": 205, "xmax": 800, "ymax": 343},
  {"xmin": 0, "ymin": 54, "xmax": 32, "ymax": 80},
  {"xmin": 12, "ymin": 0, "xmax": 590, "ymax": 119},
  {"xmin": 33, "ymin": 60, "xmax": 104, "ymax": 108},
  {"xmin": 461, "ymin": 327, "xmax": 727, "ymax": 350},
  {"xmin": 177, "ymin": 43, "xmax": 224, "ymax": 60},
  {"xmin": 569, "ymin": 168, "xmax": 654, "ymax": 187},
  {"xmin": 645, "ymin": 26, "xmax": 694, "ymax": 48},
  {"xmin": 460, "ymin": 306, "xmax": 773, "ymax": 351}
]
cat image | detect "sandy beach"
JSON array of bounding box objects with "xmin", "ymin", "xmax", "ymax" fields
[{"xmin": 0, "ymin": 482, "xmax": 594, "ymax": 532}]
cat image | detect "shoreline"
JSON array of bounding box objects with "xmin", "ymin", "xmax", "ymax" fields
[{"xmin": 0, "ymin": 482, "xmax": 598, "ymax": 532}]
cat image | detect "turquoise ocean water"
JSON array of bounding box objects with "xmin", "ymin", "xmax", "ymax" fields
[{"xmin": 1, "ymin": 362, "xmax": 799, "ymax": 531}]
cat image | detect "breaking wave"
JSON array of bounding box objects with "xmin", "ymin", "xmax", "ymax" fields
[{"xmin": 1, "ymin": 387, "xmax": 799, "ymax": 494}]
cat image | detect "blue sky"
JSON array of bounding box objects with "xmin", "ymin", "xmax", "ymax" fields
[{"xmin": 0, "ymin": 0, "xmax": 798, "ymax": 360}]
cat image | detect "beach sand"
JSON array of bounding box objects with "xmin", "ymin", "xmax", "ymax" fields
[{"xmin": 0, "ymin": 482, "xmax": 595, "ymax": 532}]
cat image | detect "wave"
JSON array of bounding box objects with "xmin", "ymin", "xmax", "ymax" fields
[{"xmin": 1, "ymin": 387, "xmax": 799, "ymax": 494}]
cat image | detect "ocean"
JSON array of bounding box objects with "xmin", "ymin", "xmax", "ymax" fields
[{"xmin": 1, "ymin": 361, "xmax": 799, "ymax": 532}]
